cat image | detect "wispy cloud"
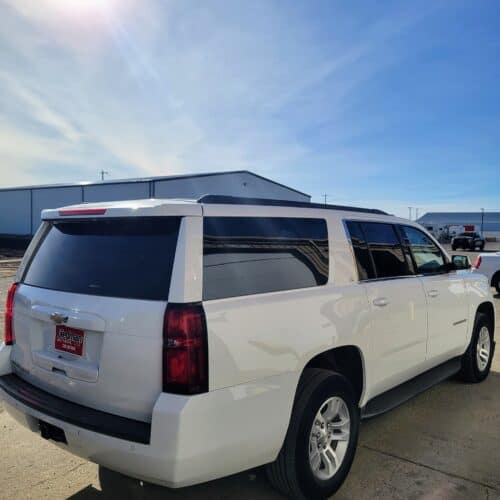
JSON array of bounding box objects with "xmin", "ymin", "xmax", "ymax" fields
[{"xmin": 1, "ymin": 72, "xmax": 82, "ymax": 142}]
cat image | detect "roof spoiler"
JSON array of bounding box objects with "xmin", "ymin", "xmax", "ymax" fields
[{"xmin": 197, "ymin": 195, "xmax": 388, "ymax": 215}]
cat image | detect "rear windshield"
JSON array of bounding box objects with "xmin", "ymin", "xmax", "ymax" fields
[{"xmin": 22, "ymin": 217, "xmax": 181, "ymax": 301}]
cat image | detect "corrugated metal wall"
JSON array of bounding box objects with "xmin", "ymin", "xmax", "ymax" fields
[{"xmin": 2, "ymin": 172, "xmax": 309, "ymax": 236}]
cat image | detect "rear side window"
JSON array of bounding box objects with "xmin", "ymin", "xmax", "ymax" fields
[
  {"xmin": 22, "ymin": 217, "xmax": 181, "ymax": 300},
  {"xmin": 402, "ymin": 226, "xmax": 446, "ymax": 274},
  {"xmin": 345, "ymin": 221, "xmax": 375, "ymax": 280},
  {"xmin": 203, "ymin": 217, "xmax": 329, "ymax": 300},
  {"xmin": 346, "ymin": 221, "xmax": 413, "ymax": 280},
  {"xmin": 358, "ymin": 222, "xmax": 412, "ymax": 279}
]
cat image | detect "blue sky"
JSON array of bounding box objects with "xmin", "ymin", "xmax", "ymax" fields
[{"xmin": 0, "ymin": 0, "xmax": 499, "ymax": 217}]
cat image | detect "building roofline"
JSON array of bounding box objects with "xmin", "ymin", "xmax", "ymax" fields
[{"xmin": 0, "ymin": 170, "xmax": 310, "ymax": 198}]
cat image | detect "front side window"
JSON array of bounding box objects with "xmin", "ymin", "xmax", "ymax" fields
[
  {"xmin": 402, "ymin": 226, "xmax": 446, "ymax": 274},
  {"xmin": 360, "ymin": 222, "xmax": 412, "ymax": 279},
  {"xmin": 203, "ymin": 217, "xmax": 329, "ymax": 300}
]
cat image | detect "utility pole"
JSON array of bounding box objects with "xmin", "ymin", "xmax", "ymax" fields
[
  {"xmin": 100, "ymin": 169, "xmax": 109, "ymax": 181},
  {"xmin": 323, "ymin": 194, "xmax": 328, "ymax": 205},
  {"xmin": 408, "ymin": 207, "xmax": 413, "ymax": 221},
  {"xmin": 481, "ymin": 208, "xmax": 485, "ymax": 237}
]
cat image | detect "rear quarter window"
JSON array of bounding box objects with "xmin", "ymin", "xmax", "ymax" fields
[
  {"xmin": 203, "ymin": 217, "xmax": 329, "ymax": 300},
  {"xmin": 22, "ymin": 217, "xmax": 181, "ymax": 301}
]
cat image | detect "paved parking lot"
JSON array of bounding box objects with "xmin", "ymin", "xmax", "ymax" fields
[{"xmin": 0, "ymin": 250, "xmax": 499, "ymax": 500}]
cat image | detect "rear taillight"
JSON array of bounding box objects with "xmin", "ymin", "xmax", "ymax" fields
[
  {"xmin": 4, "ymin": 283, "xmax": 18, "ymax": 346},
  {"xmin": 473, "ymin": 256, "xmax": 482, "ymax": 269},
  {"xmin": 162, "ymin": 303, "xmax": 208, "ymax": 395}
]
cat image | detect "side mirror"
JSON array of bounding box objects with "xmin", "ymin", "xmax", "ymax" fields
[{"xmin": 451, "ymin": 255, "xmax": 471, "ymax": 270}]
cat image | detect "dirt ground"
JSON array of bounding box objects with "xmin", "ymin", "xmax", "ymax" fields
[{"xmin": 0, "ymin": 251, "xmax": 499, "ymax": 500}]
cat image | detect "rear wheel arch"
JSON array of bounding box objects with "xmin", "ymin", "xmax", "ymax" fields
[{"xmin": 302, "ymin": 346, "xmax": 365, "ymax": 405}]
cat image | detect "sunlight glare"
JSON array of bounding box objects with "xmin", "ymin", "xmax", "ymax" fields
[{"xmin": 48, "ymin": 0, "xmax": 117, "ymax": 16}]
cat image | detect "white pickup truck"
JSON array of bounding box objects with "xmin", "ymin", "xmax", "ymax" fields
[{"xmin": 473, "ymin": 252, "xmax": 500, "ymax": 294}]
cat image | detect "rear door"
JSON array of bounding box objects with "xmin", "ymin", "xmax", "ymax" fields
[
  {"xmin": 401, "ymin": 225, "xmax": 468, "ymax": 362},
  {"xmin": 11, "ymin": 216, "xmax": 181, "ymax": 422},
  {"xmin": 346, "ymin": 221, "xmax": 427, "ymax": 395}
]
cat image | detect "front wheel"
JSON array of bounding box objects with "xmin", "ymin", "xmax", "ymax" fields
[
  {"xmin": 459, "ymin": 313, "xmax": 494, "ymax": 383},
  {"xmin": 266, "ymin": 369, "xmax": 360, "ymax": 500}
]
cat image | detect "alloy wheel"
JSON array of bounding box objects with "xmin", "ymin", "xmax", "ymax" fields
[
  {"xmin": 308, "ymin": 397, "xmax": 350, "ymax": 480},
  {"xmin": 476, "ymin": 326, "xmax": 491, "ymax": 372}
]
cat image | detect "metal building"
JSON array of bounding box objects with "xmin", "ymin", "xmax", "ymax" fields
[
  {"xmin": 417, "ymin": 212, "xmax": 500, "ymax": 241},
  {"xmin": 1, "ymin": 170, "xmax": 310, "ymax": 237}
]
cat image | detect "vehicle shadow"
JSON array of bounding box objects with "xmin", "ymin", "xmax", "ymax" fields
[{"xmin": 68, "ymin": 465, "xmax": 285, "ymax": 500}]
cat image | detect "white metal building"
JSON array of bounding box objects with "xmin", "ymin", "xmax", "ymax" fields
[
  {"xmin": 417, "ymin": 212, "xmax": 500, "ymax": 241},
  {"xmin": 1, "ymin": 170, "xmax": 310, "ymax": 237}
]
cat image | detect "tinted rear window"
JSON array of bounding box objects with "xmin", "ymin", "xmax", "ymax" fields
[
  {"xmin": 203, "ymin": 217, "xmax": 329, "ymax": 300},
  {"xmin": 22, "ymin": 217, "xmax": 181, "ymax": 300}
]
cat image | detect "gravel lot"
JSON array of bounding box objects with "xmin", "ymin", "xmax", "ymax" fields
[{"xmin": 0, "ymin": 251, "xmax": 499, "ymax": 500}]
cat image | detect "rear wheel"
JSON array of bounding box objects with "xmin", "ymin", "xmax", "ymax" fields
[
  {"xmin": 266, "ymin": 369, "xmax": 359, "ymax": 500},
  {"xmin": 459, "ymin": 313, "xmax": 494, "ymax": 383}
]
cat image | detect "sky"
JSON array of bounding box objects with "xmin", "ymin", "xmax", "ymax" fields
[{"xmin": 0, "ymin": 0, "xmax": 499, "ymax": 217}]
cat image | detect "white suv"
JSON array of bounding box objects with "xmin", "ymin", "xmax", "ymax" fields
[{"xmin": 0, "ymin": 196, "xmax": 496, "ymax": 500}]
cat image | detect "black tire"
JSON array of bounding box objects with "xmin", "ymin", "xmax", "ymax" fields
[
  {"xmin": 492, "ymin": 273, "xmax": 500, "ymax": 295},
  {"xmin": 451, "ymin": 245, "xmax": 457, "ymax": 251},
  {"xmin": 458, "ymin": 313, "xmax": 494, "ymax": 383},
  {"xmin": 479, "ymin": 245, "xmax": 485, "ymax": 251},
  {"xmin": 266, "ymin": 369, "xmax": 359, "ymax": 500}
]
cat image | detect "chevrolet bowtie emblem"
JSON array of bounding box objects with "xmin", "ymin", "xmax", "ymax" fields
[{"xmin": 50, "ymin": 312, "xmax": 69, "ymax": 325}]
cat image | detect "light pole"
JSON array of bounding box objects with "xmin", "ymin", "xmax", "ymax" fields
[
  {"xmin": 100, "ymin": 169, "xmax": 109, "ymax": 181},
  {"xmin": 323, "ymin": 194, "xmax": 328, "ymax": 205},
  {"xmin": 408, "ymin": 207, "xmax": 413, "ymax": 220},
  {"xmin": 481, "ymin": 208, "xmax": 485, "ymax": 237}
]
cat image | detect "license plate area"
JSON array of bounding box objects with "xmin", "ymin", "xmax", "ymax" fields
[
  {"xmin": 55, "ymin": 325, "xmax": 85, "ymax": 356},
  {"xmin": 39, "ymin": 420, "xmax": 67, "ymax": 444}
]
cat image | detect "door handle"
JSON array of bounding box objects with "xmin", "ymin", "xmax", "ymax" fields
[
  {"xmin": 427, "ymin": 289, "xmax": 439, "ymax": 298},
  {"xmin": 373, "ymin": 297, "xmax": 389, "ymax": 307}
]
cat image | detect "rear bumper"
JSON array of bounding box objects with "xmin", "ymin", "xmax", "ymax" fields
[
  {"xmin": 0, "ymin": 370, "xmax": 298, "ymax": 488},
  {"xmin": 0, "ymin": 374, "xmax": 150, "ymax": 444}
]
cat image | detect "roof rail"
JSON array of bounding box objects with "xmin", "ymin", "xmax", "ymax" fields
[{"xmin": 197, "ymin": 195, "xmax": 388, "ymax": 215}]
